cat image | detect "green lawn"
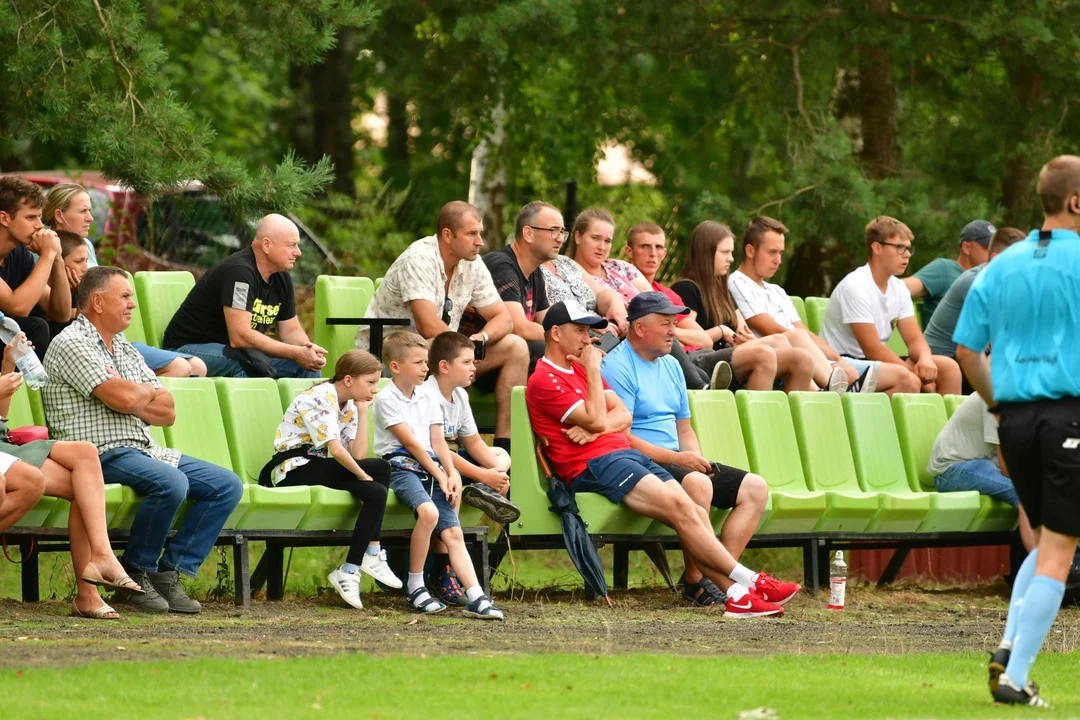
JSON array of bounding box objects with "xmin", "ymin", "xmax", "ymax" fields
[{"xmin": 6, "ymin": 651, "xmax": 1077, "ymax": 719}]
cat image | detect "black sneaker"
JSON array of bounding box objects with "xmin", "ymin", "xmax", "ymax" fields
[
  {"xmin": 148, "ymin": 569, "xmax": 202, "ymax": 614},
  {"xmin": 993, "ymin": 675, "xmax": 1049, "ymax": 708},
  {"xmin": 988, "ymin": 647, "xmax": 1010, "ymax": 695},
  {"xmin": 462, "ymin": 483, "xmax": 520, "ymax": 524},
  {"xmin": 113, "ymin": 570, "xmax": 170, "ymax": 613}
]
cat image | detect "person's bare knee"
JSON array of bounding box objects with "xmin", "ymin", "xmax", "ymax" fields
[
  {"xmin": 187, "ymin": 356, "xmax": 208, "ymax": 377},
  {"xmin": 415, "ymin": 502, "xmax": 439, "ymax": 530},
  {"xmin": 156, "ymin": 357, "xmax": 192, "ymax": 378},
  {"xmin": 490, "ymin": 446, "xmax": 511, "ymax": 473},
  {"xmin": 440, "ymin": 525, "xmax": 464, "ymax": 547},
  {"xmin": 738, "ymin": 473, "xmax": 769, "ymax": 511},
  {"xmin": 7, "ymin": 462, "xmax": 46, "ymax": 505},
  {"xmin": 681, "ymin": 472, "xmax": 713, "ymax": 509}
]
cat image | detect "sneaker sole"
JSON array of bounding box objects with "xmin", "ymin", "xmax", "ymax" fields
[
  {"xmin": 167, "ymin": 604, "xmax": 202, "ymax": 614},
  {"xmin": 329, "ymin": 575, "xmax": 365, "ymax": 610},
  {"xmin": 462, "ymin": 487, "xmax": 521, "ymax": 524},
  {"xmin": 722, "ymin": 608, "xmax": 784, "ymax": 618},
  {"xmin": 114, "ymin": 597, "xmax": 170, "ymax": 613},
  {"xmin": 988, "ymin": 661, "xmax": 1006, "ymax": 694},
  {"xmin": 758, "ymin": 588, "xmax": 801, "ymax": 606},
  {"xmin": 710, "ymin": 361, "xmax": 733, "ymax": 391},
  {"xmin": 828, "ymin": 367, "xmax": 849, "ymax": 393},
  {"xmin": 360, "ymin": 564, "xmax": 403, "ymax": 590},
  {"xmin": 462, "ymin": 609, "xmax": 505, "ymax": 620}
]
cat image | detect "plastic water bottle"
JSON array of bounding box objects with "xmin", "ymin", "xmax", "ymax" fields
[
  {"xmin": 0, "ymin": 313, "xmax": 49, "ymax": 390},
  {"xmin": 828, "ymin": 550, "xmax": 847, "ymax": 611}
]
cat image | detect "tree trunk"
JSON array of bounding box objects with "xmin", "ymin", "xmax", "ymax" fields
[
  {"xmin": 1000, "ymin": 53, "xmax": 1045, "ymax": 224},
  {"xmin": 310, "ymin": 29, "xmax": 358, "ymax": 197},
  {"xmin": 857, "ymin": 0, "xmax": 899, "ymax": 179},
  {"xmin": 385, "ymin": 91, "xmax": 410, "ymax": 192}
]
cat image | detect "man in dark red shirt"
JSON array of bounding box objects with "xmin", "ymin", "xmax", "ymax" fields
[{"xmin": 526, "ymin": 300, "xmax": 800, "ymax": 617}]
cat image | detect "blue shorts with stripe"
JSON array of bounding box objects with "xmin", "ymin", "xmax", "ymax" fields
[{"xmin": 570, "ymin": 448, "xmax": 675, "ymax": 504}]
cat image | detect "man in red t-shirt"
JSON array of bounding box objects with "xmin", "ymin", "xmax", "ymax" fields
[{"xmin": 526, "ymin": 300, "xmax": 799, "ymax": 617}]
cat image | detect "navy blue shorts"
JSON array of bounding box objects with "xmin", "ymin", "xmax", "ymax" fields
[{"xmin": 571, "ymin": 448, "xmax": 675, "ymax": 504}]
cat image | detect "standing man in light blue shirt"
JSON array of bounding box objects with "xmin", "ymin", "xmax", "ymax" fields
[
  {"xmin": 954, "ymin": 155, "xmax": 1080, "ymax": 708},
  {"xmin": 601, "ymin": 292, "xmax": 769, "ymax": 607}
]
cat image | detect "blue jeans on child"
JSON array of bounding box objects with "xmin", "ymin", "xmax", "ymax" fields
[
  {"xmin": 99, "ymin": 448, "xmax": 244, "ymax": 576},
  {"xmin": 171, "ymin": 342, "xmax": 320, "ymax": 378},
  {"xmin": 934, "ymin": 458, "xmax": 1019, "ymax": 507},
  {"xmin": 387, "ymin": 455, "xmax": 460, "ymax": 535}
]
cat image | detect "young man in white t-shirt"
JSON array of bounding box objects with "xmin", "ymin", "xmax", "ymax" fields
[
  {"xmin": 729, "ymin": 216, "xmax": 862, "ymax": 392},
  {"xmin": 821, "ymin": 216, "xmax": 961, "ymax": 395}
]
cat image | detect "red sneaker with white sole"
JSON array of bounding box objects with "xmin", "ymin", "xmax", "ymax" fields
[
  {"xmin": 752, "ymin": 572, "xmax": 801, "ymax": 606},
  {"xmin": 722, "ymin": 590, "xmax": 784, "ymax": 618}
]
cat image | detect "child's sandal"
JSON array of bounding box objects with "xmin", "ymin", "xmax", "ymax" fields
[{"xmin": 407, "ymin": 587, "xmax": 447, "ymax": 614}]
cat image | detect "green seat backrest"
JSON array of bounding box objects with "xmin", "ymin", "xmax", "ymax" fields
[
  {"xmin": 789, "ymin": 296, "xmax": 808, "ymax": 327},
  {"xmin": 375, "ymin": 277, "xmax": 384, "ymax": 291},
  {"xmin": 216, "ymin": 378, "xmax": 282, "ymax": 483},
  {"xmin": 314, "ymin": 275, "xmax": 375, "ymax": 378},
  {"xmin": 122, "ymin": 271, "xmax": 148, "ymax": 345},
  {"xmin": 944, "ymin": 394, "xmax": 965, "ymax": 418},
  {"xmin": 159, "ymin": 377, "xmax": 232, "ymax": 468},
  {"xmin": 892, "ymin": 393, "xmax": 948, "ymax": 491},
  {"xmin": 842, "ymin": 393, "xmax": 912, "ymax": 494},
  {"xmin": 735, "ymin": 390, "xmax": 809, "ymax": 492},
  {"xmin": 886, "ymin": 326, "xmax": 908, "ymax": 357},
  {"xmin": 134, "ymin": 271, "xmax": 195, "ymax": 348},
  {"xmin": 5, "ymin": 384, "xmax": 35, "ymax": 427},
  {"xmin": 804, "ymin": 297, "xmax": 829, "ymax": 334},
  {"xmin": 687, "ymin": 391, "xmax": 750, "ymax": 470},
  {"xmin": 789, "ymin": 392, "xmax": 861, "ymax": 493}
]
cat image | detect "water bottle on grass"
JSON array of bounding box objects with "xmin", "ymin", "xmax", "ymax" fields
[
  {"xmin": 0, "ymin": 313, "xmax": 49, "ymax": 390},
  {"xmin": 828, "ymin": 550, "xmax": 847, "ymax": 610}
]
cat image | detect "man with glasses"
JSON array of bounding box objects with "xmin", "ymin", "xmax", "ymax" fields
[
  {"xmin": 359, "ymin": 201, "xmax": 527, "ymax": 446},
  {"xmin": 460, "ymin": 201, "xmax": 562, "ymax": 366},
  {"xmin": 821, "ymin": 216, "xmax": 961, "ymax": 394}
]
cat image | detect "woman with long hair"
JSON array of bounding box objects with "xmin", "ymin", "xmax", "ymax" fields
[
  {"xmin": 673, "ymin": 222, "xmax": 815, "ymax": 391},
  {"xmin": 566, "ymin": 208, "xmax": 715, "ymax": 388}
]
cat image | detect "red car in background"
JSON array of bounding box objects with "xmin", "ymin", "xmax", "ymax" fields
[{"xmin": 7, "ymin": 170, "xmax": 339, "ymax": 284}]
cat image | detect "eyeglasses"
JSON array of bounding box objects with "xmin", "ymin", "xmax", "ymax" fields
[
  {"xmin": 879, "ymin": 241, "xmax": 914, "ymax": 257},
  {"xmin": 528, "ymin": 225, "xmax": 570, "ymax": 242},
  {"xmin": 441, "ymin": 296, "xmax": 453, "ymax": 325}
]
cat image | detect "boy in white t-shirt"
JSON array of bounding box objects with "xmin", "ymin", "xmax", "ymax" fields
[
  {"xmin": 373, "ymin": 330, "xmax": 504, "ymax": 619},
  {"xmin": 821, "ymin": 216, "xmax": 961, "ymax": 395}
]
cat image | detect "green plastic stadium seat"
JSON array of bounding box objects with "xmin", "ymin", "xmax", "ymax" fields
[
  {"xmin": 842, "ymin": 393, "xmax": 975, "ymax": 533},
  {"xmin": 375, "ymin": 277, "xmax": 384, "ymax": 291},
  {"xmin": 804, "ymin": 297, "xmax": 829, "ymax": 335},
  {"xmin": 686, "ymin": 390, "xmax": 759, "ymax": 533},
  {"xmin": 943, "ymin": 394, "xmax": 965, "ymax": 418},
  {"xmin": 134, "ymin": 271, "xmax": 196, "ymax": 348},
  {"xmin": 11, "ymin": 497, "xmax": 58, "ymax": 528},
  {"xmin": 789, "ymin": 392, "xmax": 878, "ymax": 532},
  {"xmin": 27, "ymin": 387, "xmax": 46, "ymax": 426},
  {"xmin": 467, "ymin": 385, "xmax": 497, "ymax": 432},
  {"xmin": 735, "ymin": 390, "xmax": 826, "ymax": 534},
  {"xmin": 886, "ymin": 326, "xmax": 908, "ymax": 357},
  {"xmin": 5, "ymin": 384, "xmax": 35, "ymax": 427},
  {"xmin": 509, "ymin": 387, "xmax": 651, "ymax": 537},
  {"xmin": 122, "ymin": 271, "xmax": 149, "ymax": 345},
  {"xmin": 789, "ymin": 296, "xmax": 808, "ymax": 327},
  {"xmin": 314, "ymin": 275, "xmax": 375, "ymax": 378},
  {"xmin": 215, "ymin": 378, "xmax": 281, "ymax": 483}
]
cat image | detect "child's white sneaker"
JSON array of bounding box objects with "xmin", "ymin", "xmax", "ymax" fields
[
  {"xmin": 361, "ymin": 550, "xmax": 403, "ymax": 589},
  {"xmin": 328, "ymin": 568, "xmax": 364, "ymax": 609}
]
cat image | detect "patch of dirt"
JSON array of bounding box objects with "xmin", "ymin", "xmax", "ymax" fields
[{"xmin": 3, "ymin": 583, "xmax": 1078, "ymax": 669}]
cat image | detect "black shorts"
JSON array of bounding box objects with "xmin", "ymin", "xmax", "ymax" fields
[
  {"xmin": 660, "ymin": 461, "xmax": 746, "ymax": 510},
  {"xmin": 998, "ymin": 397, "xmax": 1080, "ymax": 537}
]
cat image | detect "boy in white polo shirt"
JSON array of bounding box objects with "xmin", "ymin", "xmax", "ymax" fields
[
  {"xmin": 821, "ymin": 216, "xmax": 961, "ymax": 395},
  {"xmin": 373, "ymin": 330, "xmax": 504, "ymax": 619}
]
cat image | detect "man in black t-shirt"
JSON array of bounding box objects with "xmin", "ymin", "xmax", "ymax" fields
[
  {"xmin": 0, "ymin": 176, "xmax": 73, "ymax": 359},
  {"xmin": 460, "ymin": 201, "xmax": 560, "ymax": 366},
  {"xmin": 163, "ymin": 214, "xmax": 326, "ymax": 378}
]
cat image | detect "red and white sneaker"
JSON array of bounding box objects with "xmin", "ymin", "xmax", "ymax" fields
[
  {"xmin": 751, "ymin": 572, "xmax": 801, "ymax": 606},
  {"xmin": 722, "ymin": 590, "xmax": 784, "ymax": 618}
]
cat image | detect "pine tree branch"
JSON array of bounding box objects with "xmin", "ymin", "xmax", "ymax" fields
[
  {"xmin": 749, "ymin": 184, "xmax": 820, "ymax": 215},
  {"xmin": 91, "ymin": 0, "xmax": 145, "ymax": 126}
]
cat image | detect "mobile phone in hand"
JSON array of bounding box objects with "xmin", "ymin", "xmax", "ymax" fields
[
  {"xmin": 597, "ymin": 332, "xmax": 621, "ymax": 353},
  {"xmin": 473, "ymin": 338, "xmax": 487, "ymax": 361}
]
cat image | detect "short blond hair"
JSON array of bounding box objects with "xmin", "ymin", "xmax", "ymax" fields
[
  {"xmin": 865, "ymin": 216, "xmax": 913, "ymax": 253},
  {"xmin": 382, "ymin": 330, "xmax": 428, "ymax": 365}
]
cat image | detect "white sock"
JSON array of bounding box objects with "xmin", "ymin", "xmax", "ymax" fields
[
  {"xmin": 727, "ymin": 583, "xmax": 749, "ymax": 601},
  {"xmin": 999, "ymin": 640, "xmax": 1013, "ymax": 651},
  {"xmin": 729, "ymin": 563, "xmax": 756, "ymax": 588},
  {"xmin": 407, "ymin": 572, "xmax": 425, "ymax": 594},
  {"xmin": 465, "ymin": 584, "xmax": 484, "ymax": 602}
]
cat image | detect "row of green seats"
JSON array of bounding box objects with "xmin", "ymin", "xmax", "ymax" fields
[
  {"xmin": 508, "ymin": 387, "xmax": 1014, "ymax": 539},
  {"xmin": 12, "ymin": 377, "xmax": 481, "ymax": 534}
]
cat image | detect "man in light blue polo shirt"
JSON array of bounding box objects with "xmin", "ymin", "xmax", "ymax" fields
[
  {"xmin": 955, "ymin": 155, "xmax": 1080, "ymax": 708},
  {"xmin": 602, "ymin": 292, "xmax": 769, "ymax": 607}
]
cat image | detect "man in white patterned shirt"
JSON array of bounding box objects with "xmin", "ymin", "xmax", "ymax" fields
[
  {"xmin": 44, "ymin": 267, "xmax": 243, "ymax": 614},
  {"xmin": 357, "ymin": 201, "xmax": 527, "ymax": 446}
]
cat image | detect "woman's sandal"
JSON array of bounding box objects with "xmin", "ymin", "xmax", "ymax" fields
[
  {"xmin": 406, "ymin": 587, "xmax": 447, "ymax": 614},
  {"xmin": 71, "ymin": 599, "xmax": 120, "ymax": 620},
  {"xmin": 80, "ymin": 562, "xmax": 145, "ymax": 594}
]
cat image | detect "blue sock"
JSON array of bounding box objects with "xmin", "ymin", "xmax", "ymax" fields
[
  {"xmin": 1001, "ymin": 549, "xmax": 1038, "ymax": 648},
  {"xmin": 1003, "ymin": 575, "xmax": 1065, "ymax": 687},
  {"xmin": 341, "ymin": 562, "xmax": 360, "ymax": 574},
  {"xmin": 365, "ymin": 545, "xmax": 380, "ymax": 557}
]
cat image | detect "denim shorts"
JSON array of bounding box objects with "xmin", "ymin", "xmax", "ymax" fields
[
  {"xmin": 934, "ymin": 458, "xmax": 1019, "ymax": 508},
  {"xmin": 571, "ymin": 448, "xmax": 675, "ymax": 504},
  {"xmin": 389, "ymin": 465, "xmax": 460, "ymax": 535}
]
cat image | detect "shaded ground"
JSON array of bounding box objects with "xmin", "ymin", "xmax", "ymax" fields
[{"xmin": 5, "ymin": 582, "xmax": 1078, "ymax": 669}]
